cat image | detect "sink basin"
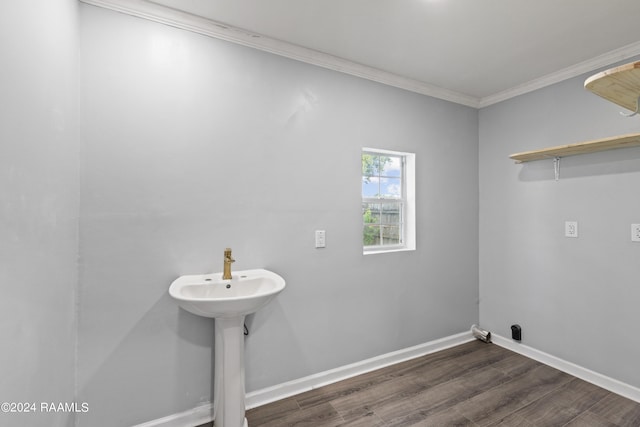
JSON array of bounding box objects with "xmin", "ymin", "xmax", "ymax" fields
[{"xmin": 169, "ymin": 268, "xmax": 285, "ymax": 318}]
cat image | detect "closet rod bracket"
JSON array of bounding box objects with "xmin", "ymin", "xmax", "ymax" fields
[
  {"xmin": 554, "ymin": 156, "xmax": 561, "ymax": 181},
  {"xmin": 620, "ymin": 96, "xmax": 640, "ymax": 117}
]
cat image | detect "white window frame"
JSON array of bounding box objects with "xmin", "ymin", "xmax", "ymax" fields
[{"xmin": 362, "ymin": 148, "xmax": 416, "ymax": 255}]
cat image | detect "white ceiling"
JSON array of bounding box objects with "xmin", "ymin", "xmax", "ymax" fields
[{"xmin": 91, "ymin": 0, "xmax": 640, "ymax": 107}]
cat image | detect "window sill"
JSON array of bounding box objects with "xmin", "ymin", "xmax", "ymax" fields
[{"xmin": 363, "ymin": 246, "xmax": 415, "ymax": 256}]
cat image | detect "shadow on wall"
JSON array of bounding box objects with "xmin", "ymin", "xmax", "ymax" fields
[
  {"xmin": 516, "ymin": 146, "xmax": 640, "ymax": 181},
  {"xmin": 77, "ymin": 294, "xmax": 214, "ymax": 426}
]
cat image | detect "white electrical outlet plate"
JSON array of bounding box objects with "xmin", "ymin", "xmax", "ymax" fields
[
  {"xmin": 315, "ymin": 230, "xmax": 326, "ymax": 248},
  {"xmin": 632, "ymin": 224, "xmax": 640, "ymax": 242},
  {"xmin": 565, "ymin": 221, "xmax": 578, "ymax": 238}
]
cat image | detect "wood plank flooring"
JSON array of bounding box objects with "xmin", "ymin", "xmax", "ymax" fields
[{"xmin": 197, "ymin": 341, "xmax": 640, "ymax": 426}]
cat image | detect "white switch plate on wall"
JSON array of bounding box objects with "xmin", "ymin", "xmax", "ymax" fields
[
  {"xmin": 315, "ymin": 230, "xmax": 326, "ymax": 248},
  {"xmin": 632, "ymin": 224, "xmax": 640, "ymax": 242},
  {"xmin": 565, "ymin": 221, "xmax": 578, "ymax": 238}
]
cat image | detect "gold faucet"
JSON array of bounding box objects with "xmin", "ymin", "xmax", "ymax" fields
[{"xmin": 222, "ymin": 248, "xmax": 235, "ymax": 280}]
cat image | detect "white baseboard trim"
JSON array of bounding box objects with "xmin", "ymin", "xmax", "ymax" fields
[
  {"xmin": 132, "ymin": 331, "xmax": 640, "ymax": 426},
  {"xmin": 492, "ymin": 334, "xmax": 640, "ymax": 403},
  {"xmin": 133, "ymin": 331, "xmax": 473, "ymax": 426},
  {"xmin": 131, "ymin": 403, "xmax": 213, "ymax": 427},
  {"xmin": 245, "ymin": 330, "xmax": 474, "ymax": 409}
]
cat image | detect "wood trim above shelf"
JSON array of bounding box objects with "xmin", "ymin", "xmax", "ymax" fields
[
  {"xmin": 584, "ymin": 61, "xmax": 640, "ymax": 112},
  {"xmin": 509, "ymin": 133, "xmax": 640, "ymax": 163}
]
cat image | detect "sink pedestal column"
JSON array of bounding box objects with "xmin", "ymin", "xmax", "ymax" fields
[{"xmin": 213, "ymin": 315, "xmax": 248, "ymax": 427}]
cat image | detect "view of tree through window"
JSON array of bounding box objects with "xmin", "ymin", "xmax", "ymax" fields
[{"xmin": 362, "ymin": 151, "xmax": 404, "ymax": 248}]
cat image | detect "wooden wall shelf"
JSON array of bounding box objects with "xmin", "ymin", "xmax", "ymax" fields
[
  {"xmin": 510, "ymin": 61, "xmax": 640, "ymax": 181},
  {"xmin": 510, "ymin": 133, "xmax": 640, "ymax": 163},
  {"xmin": 510, "ymin": 61, "xmax": 640, "ymax": 166},
  {"xmin": 584, "ymin": 61, "xmax": 640, "ymax": 114}
]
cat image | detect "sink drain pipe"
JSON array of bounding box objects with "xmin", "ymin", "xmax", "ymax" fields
[{"xmin": 471, "ymin": 324, "xmax": 491, "ymax": 343}]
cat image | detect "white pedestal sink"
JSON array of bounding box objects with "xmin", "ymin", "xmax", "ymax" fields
[{"xmin": 169, "ymin": 269, "xmax": 286, "ymax": 427}]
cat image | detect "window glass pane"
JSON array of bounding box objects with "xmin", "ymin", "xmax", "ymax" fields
[
  {"xmin": 363, "ymin": 154, "xmax": 401, "ymax": 178},
  {"xmin": 380, "ymin": 156, "xmax": 402, "ymax": 178},
  {"xmin": 380, "ymin": 202, "xmax": 402, "ymax": 226},
  {"xmin": 362, "ymin": 177, "xmax": 379, "ymax": 198},
  {"xmin": 363, "ymin": 153, "xmax": 403, "ymax": 199},
  {"xmin": 363, "ymin": 201, "xmax": 403, "ymax": 247},
  {"xmin": 362, "ymin": 154, "xmax": 380, "ymax": 179},
  {"xmin": 362, "ymin": 202, "xmax": 381, "ymax": 224},
  {"xmin": 363, "ymin": 224, "xmax": 380, "ymax": 247},
  {"xmin": 379, "ymin": 177, "xmax": 401, "ymax": 198},
  {"xmin": 380, "ymin": 225, "xmax": 402, "ymax": 245}
]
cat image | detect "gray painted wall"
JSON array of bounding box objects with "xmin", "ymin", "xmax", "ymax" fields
[
  {"xmin": 0, "ymin": 1, "xmax": 79, "ymax": 427},
  {"xmin": 6, "ymin": 2, "xmax": 640, "ymax": 426},
  {"xmin": 479, "ymin": 59, "xmax": 640, "ymax": 389},
  {"xmin": 78, "ymin": 4, "xmax": 478, "ymax": 426}
]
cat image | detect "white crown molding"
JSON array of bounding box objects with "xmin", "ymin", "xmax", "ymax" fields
[
  {"xmin": 79, "ymin": 0, "xmax": 481, "ymax": 108},
  {"xmin": 80, "ymin": 0, "xmax": 640, "ymax": 110},
  {"xmin": 479, "ymin": 40, "xmax": 640, "ymax": 108}
]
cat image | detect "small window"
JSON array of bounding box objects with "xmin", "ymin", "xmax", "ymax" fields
[{"xmin": 362, "ymin": 148, "xmax": 415, "ymax": 254}]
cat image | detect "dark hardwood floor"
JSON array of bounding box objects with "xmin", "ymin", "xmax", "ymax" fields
[{"xmin": 198, "ymin": 340, "xmax": 640, "ymax": 426}]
